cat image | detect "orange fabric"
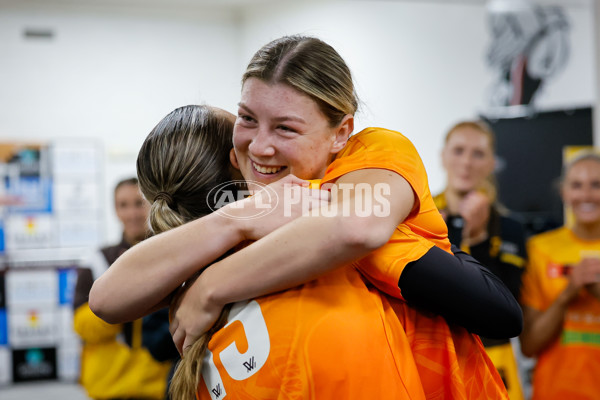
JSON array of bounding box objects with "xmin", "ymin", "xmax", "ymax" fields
[
  {"xmin": 323, "ymin": 127, "xmax": 508, "ymax": 399},
  {"xmin": 393, "ymin": 304, "xmax": 509, "ymax": 400},
  {"xmin": 322, "ymin": 127, "xmax": 450, "ymax": 298},
  {"xmin": 522, "ymin": 227, "xmax": 600, "ymax": 400},
  {"xmin": 198, "ymin": 127, "xmax": 507, "ymax": 399},
  {"xmin": 198, "ymin": 267, "xmax": 426, "ymax": 400}
]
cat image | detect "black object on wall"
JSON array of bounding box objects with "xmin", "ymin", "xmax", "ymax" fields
[{"xmin": 481, "ymin": 106, "xmax": 594, "ymax": 237}]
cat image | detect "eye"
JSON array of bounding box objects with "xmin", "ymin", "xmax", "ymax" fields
[
  {"xmin": 452, "ymin": 147, "xmax": 464, "ymax": 156},
  {"xmin": 237, "ymin": 113, "xmax": 256, "ymax": 124},
  {"xmin": 275, "ymin": 125, "xmax": 299, "ymax": 137},
  {"xmin": 277, "ymin": 125, "xmax": 295, "ymax": 132},
  {"xmin": 473, "ymin": 150, "xmax": 486, "ymax": 159},
  {"xmin": 569, "ymin": 181, "xmax": 582, "ymax": 190}
]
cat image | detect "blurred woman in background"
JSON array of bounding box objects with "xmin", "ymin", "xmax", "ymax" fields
[
  {"xmin": 520, "ymin": 150, "xmax": 600, "ymax": 400},
  {"xmin": 73, "ymin": 178, "xmax": 174, "ymax": 400},
  {"xmin": 434, "ymin": 120, "xmax": 526, "ymax": 399}
]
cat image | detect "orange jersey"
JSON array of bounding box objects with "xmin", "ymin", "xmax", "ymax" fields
[
  {"xmin": 322, "ymin": 127, "xmax": 451, "ymax": 298},
  {"xmin": 521, "ymin": 227, "xmax": 600, "ymax": 400},
  {"xmin": 198, "ymin": 266, "xmax": 427, "ymax": 400},
  {"xmin": 322, "ymin": 127, "xmax": 508, "ymax": 399}
]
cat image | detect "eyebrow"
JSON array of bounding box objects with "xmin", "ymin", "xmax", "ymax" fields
[{"xmin": 237, "ymin": 102, "xmax": 307, "ymax": 124}]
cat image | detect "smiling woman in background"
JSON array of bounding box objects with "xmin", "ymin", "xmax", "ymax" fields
[{"xmin": 520, "ymin": 150, "xmax": 600, "ymax": 400}]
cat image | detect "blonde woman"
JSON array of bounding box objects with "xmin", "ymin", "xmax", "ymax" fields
[
  {"xmin": 434, "ymin": 120, "xmax": 527, "ymax": 399},
  {"xmin": 520, "ymin": 151, "xmax": 600, "ymax": 400}
]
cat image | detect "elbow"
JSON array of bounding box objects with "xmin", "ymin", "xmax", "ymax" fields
[
  {"xmin": 497, "ymin": 296, "xmax": 524, "ymax": 338},
  {"xmin": 505, "ymin": 305, "xmax": 524, "ymax": 338},
  {"xmin": 88, "ymin": 280, "xmax": 119, "ymax": 324},
  {"xmin": 491, "ymin": 298, "xmax": 524, "ymax": 339},
  {"xmin": 337, "ymin": 214, "xmax": 393, "ymax": 251},
  {"xmin": 519, "ymin": 336, "xmax": 537, "ymax": 358}
]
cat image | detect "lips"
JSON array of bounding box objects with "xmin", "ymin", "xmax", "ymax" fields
[{"xmin": 574, "ymin": 203, "xmax": 599, "ymax": 213}]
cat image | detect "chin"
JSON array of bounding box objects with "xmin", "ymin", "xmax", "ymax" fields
[{"xmin": 575, "ymin": 216, "xmax": 600, "ymax": 226}]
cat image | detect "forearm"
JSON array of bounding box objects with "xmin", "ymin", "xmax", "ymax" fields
[
  {"xmin": 198, "ymin": 212, "xmax": 377, "ymax": 307},
  {"xmin": 197, "ymin": 169, "xmax": 411, "ymax": 308},
  {"xmin": 520, "ymin": 295, "xmax": 571, "ymax": 357},
  {"xmin": 400, "ymin": 245, "xmax": 523, "ymax": 339},
  {"xmin": 89, "ymin": 210, "xmax": 245, "ymax": 323}
]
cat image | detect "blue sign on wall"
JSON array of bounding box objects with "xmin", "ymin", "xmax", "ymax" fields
[
  {"xmin": 58, "ymin": 268, "xmax": 77, "ymax": 306},
  {"xmin": 0, "ymin": 309, "xmax": 8, "ymax": 346}
]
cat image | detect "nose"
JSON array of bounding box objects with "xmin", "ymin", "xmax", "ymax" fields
[
  {"xmin": 248, "ymin": 127, "xmax": 276, "ymax": 157},
  {"xmin": 579, "ymin": 184, "xmax": 595, "ymax": 202}
]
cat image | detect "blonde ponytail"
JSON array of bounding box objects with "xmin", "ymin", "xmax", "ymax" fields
[
  {"xmin": 169, "ymin": 305, "xmax": 232, "ymax": 400},
  {"xmin": 136, "ymin": 105, "xmax": 239, "ymax": 399}
]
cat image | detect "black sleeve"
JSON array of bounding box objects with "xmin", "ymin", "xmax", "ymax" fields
[
  {"xmin": 142, "ymin": 307, "xmax": 179, "ymax": 362},
  {"xmin": 399, "ymin": 245, "xmax": 523, "ymax": 339}
]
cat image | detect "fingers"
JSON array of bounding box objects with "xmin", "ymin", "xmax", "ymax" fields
[
  {"xmin": 169, "ymin": 316, "xmax": 179, "ymax": 337},
  {"xmin": 172, "ymin": 325, "xmax": 185, "ymax": 356},
  {"xmin": 182, "ymin": 335, "xmax": 195, "ymax": 357}
]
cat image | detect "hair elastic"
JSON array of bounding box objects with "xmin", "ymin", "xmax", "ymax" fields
[{"xmin": 154, "ymin": 191, "xmax": 176, "ymax": 208}]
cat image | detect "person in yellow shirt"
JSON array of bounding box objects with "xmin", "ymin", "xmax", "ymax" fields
[
  {"xmin": 73, "ymin": 178, "xmax": 173, "ymax": 400},
  {"xmin": 520, "ymin": 150, "xmax": 600, "ymax": 400}
]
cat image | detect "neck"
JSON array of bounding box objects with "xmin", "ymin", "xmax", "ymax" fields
[
  {"xmin": 571, "ymin": 222, "xmax": 600, "ymax": 241},
  {"xmin": 123, "ymin": 232, "xmax": 144, "ymax": 246},
  {"xmin": 444, "ymin": 188, "xmax": 468, "ymax": 214}
]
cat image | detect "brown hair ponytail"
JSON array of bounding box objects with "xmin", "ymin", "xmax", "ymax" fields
[{"xmin": 136, "ymin": 105, "xmax": 238, "ymax": 399}]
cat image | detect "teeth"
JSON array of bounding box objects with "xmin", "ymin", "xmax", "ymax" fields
[
  {"xmin": 578, "ymin": 203, "xmax": 597, "ymax": 212},
  {"xmin": 253, "ymin": 163, "xmax": 283, "ymax": 174}
]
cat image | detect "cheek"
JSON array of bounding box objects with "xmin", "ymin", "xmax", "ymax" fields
[
  {"xmin": 232, "ymin": 135, "xmax": 245, "ymax": 150},
  {"xmin": 232, "ymin": 128, "xmax": 250, "ymax": 150}
]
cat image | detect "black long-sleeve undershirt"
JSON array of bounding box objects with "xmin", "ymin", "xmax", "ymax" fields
[{"xmin": 398, "ymin": 245, "xmax": 523, "ymax": 339}]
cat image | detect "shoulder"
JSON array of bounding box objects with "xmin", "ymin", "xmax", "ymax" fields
[
  {"xmin": 334, "ymin": 127, "xmax": 424, "ymax": 171},
  {"xmin": 343, "ymin": 127, "xmax": 416, "ymax": 154},
  {"xmin": 527, "ymin": 226, "xmax": 569, "ymax": 252}
]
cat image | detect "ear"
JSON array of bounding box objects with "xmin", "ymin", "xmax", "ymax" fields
[
  {"xmin": 229, "ymin": 148, "xmax": 240, "ymax": 170},
  {"xmin": 331, "ymin": 114, "xmax": 354, "ymax": 154}
]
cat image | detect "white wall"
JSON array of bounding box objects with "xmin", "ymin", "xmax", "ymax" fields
[
  {"xmin": 0, "ymin": 2, "xmax": 241, "ymax": 244},
  {"xmin": 238, "ymin": 0, "xmax": 596, "ymax": 195},
  {"xmin": 0, "ymin": 0, "xmax": 596, "ymax": 244}
]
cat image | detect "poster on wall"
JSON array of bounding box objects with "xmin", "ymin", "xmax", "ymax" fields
[
  {"xmin": 0, "ymin": 144, "xmax": 52, "ymax": 214},
  {"xmin": 4, "ymin": 214, "xmax": 54, "ymax": 250},
  {"xmin": 11, "ymin": 347, "xmax": 57, "ymax": 382},
  {"xmin": 5, "ymin": 270, "xmax": 58, "ymax": 310},
  {"xmin": 8, "ymin": 309, "xmax": 59, "ymax": 348},
  {"xmin": 485, "ymin": 0, "xmax": 570, "ymax": 109}
]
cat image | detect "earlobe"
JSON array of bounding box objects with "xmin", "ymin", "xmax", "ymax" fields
[{"xmin": 332, "ymin": 114, "xmax": 354, "ymax": 153}]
